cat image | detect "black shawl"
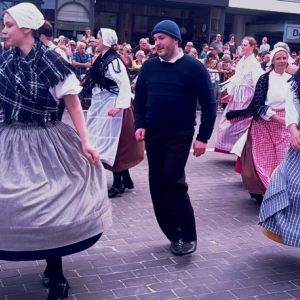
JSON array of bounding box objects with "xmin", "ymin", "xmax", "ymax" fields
[
  {"xmin": 80, "ymin": 48, "xmax": 127, "ymax": 98},
  {"xmin": 0, "ymin": 40, "xmax": 75, "ymax": 126}
]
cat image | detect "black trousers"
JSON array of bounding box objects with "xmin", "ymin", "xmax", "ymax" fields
[{"xmin": 145, "ymin": 130, "xmax": 197, "ymax": 242}]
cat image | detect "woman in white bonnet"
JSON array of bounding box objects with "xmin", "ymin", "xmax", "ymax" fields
[
  {"xmin": 81, "ymin": 28, "xmax": 144, "ymax": 198},
  {"xmin": 0, "ymin": 3, "xmax": 112, "ymax": 300},
  {"xmin": 226, "ymin": 47, "xmax": 294, "ymax": 201}
]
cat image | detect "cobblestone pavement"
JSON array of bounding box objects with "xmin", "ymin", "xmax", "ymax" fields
[{"xmin": 1, "ymin": 112, "xmax": 300, "ymax": 300}]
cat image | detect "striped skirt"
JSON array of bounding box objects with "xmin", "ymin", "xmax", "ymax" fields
[{"xmin": 259, "ymin": 145, "xmax": 300, "ymax": 247}]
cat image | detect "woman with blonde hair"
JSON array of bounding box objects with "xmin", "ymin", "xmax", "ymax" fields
[{"xmin": 226, "ymin": 47, "xmax": 293, "ymax": 202}]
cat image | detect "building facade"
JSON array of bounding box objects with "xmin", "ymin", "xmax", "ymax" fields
[
  {"xmin": 226, "ymin": 0, "xmax": 300, "ymax": 51},
  {"xmin": 1, "ymin": 0, "xmax": 229, "ymax": 48},
  {"xmin": 1, "ymin": 0, "xmax": 300, "ymax": 51}
]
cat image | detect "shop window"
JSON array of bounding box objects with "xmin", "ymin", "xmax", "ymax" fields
[
  {"xmin": 94, "ymin": 12, "xmax": 118, "ymax": 30},
  {"xmin": 57, "ymin": 3, "xmax": 89, "ymax": 23}
]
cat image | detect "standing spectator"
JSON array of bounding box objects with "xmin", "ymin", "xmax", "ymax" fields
[
  {"xmin": 86, "ymin": 36, "xmax": 96, "ymax": 54},
  {"xmin": 121, "ymin": 44, "xmax": 133, "ymax": 68},
  {"xmin": 117, "ymin": 44, "xmax": 124, "ymax": 55},
  {"xmin": 134, "ymin": 20, "xmax": 216, "ymax": 256},
  {"xmin": 131, "ymin": 38, "xmax": 150, "ymax": 57},
  {"xmin": 71, "ymin": 42, "xmax": 91, "ymax": 80},
  {"xmin": 200, "ymin": 43, "xmax": 209, "ymax": 59},
  {"xmin": 69, "ymin": 39, "xmax": 77, "ymax": 54},
  {"xmin": 0, "ymin": 37, "xmax": 10, "ymax": 53},
  {"xmin": 201, "ymin": 51, "xmax": 216, "ymax": 68},
  {"xmin": 132, "ymin": 50, "xmax": 145, "ymax": 70},
  {"xmin": 184, "ymin": 41, "xmax": 193, "ymax": 54},
  {"xmin": 261, "ymin": 52, "xmax": 270, "ymax": 71},
  {"xmin": 39, "ymin": 20, "xmax": 68, "ymax": 121},
  {"xmin": 227, "ymin": 34, "xmax": 238, "ymax": 57},
  {"xmin": 0, "ymin": 3, "xmax": 112, "ymax": 300},
  {"xmin": 207, "ymin": 60, "xmax": 220, "ymax": 109},
  {"xmin": 210, "ymin": 34, "xmax": 223, "ymax": 55},
  {"xmin": 82, "ymin": 27, "xmax": 92, "ymax": 44},
  {"xmin": 188, "ymin": 47, "xmax": 198, "ymax": 59},
  {"xmin": 39, "ymin": 21, "xmax": 68, "ymax": 61},
  {"xmin": 260, "ymin": 37, "xmax": 270, "ymax": 53}
]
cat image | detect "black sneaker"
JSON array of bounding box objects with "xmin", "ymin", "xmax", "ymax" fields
[
  {"xmin": 181, "ymin": 241, "xmax": 197, "ymax": 256},
  {"xmin": 170, "ymin": 240, "xmax": 183, "ymax": 256}
]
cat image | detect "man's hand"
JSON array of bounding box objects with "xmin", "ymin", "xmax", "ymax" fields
[
  {"xmin": 193, "ymin": 140, "xmax": 207, "ymax": 157},
  {"xmin": 135, "ymin": 128, "xmax": 145, "ymax": 142}
]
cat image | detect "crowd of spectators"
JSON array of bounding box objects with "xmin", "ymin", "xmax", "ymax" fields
[
  {"xmin": 181, "ymin": 34, "xmax": 300, "ymax": 110},
  {"xmin": 35, "ymin": 26, "xmax": 300, "ymax": 111}
]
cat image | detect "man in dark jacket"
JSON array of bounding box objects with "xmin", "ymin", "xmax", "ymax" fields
[{"xmin": 134, "ymin": 20, "xmax": 216, "ymax": 256}]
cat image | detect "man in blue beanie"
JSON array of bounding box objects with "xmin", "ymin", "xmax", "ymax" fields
[{"xmin": 134, "ymin": 20, "xmax": 216, "ymax": 256}]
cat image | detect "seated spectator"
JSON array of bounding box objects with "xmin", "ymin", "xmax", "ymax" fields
[
  {"xmin": 71, "ymin": 41, "xmax": 91, "ymax": 81},
  {"xmin": 121, "ymin": 44, "xmax": 133, "ymax": 68},
  {"xmin": 132, "ymin": 50, "xmax": 145, "ymax": 70}
]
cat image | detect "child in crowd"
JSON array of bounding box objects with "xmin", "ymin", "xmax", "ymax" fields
[{"xmin": 207, "ymin": 60, "xmax": 221, "ymax": 110}]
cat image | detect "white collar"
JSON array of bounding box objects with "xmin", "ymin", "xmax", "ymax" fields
[{"xmin": 159, "ymin": 50, "xmax": 184, "ymax": 63}]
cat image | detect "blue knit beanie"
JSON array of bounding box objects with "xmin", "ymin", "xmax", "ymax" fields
[{"xmin": 151, "ymin": 20, "xmax": 182, "ymax": 44}]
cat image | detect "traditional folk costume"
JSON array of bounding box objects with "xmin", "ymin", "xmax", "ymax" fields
[
  {"xmin": 227, "ymin": 47, "xmax": 294, "ymax": 196},
  {"xmin": 0, "ymin": 8, "xmax": 112, "ymax": 261},
  {"xmin": 82, "ymin": 29, "xmax": 143, "ymax": 173},
  {"xmin": 215, "ymin": 54, "xmax": 263, "ymax": 153},
  {"xmin": 259, "ymin": 67, "xmax": 300, "ymax": 247}
]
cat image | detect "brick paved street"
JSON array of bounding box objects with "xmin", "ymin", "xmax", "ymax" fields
[{"xmin": 2, "ymin": 112, "xmax": 300, "ymax": 300}]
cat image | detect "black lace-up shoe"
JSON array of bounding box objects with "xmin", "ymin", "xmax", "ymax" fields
[
  {"xmin": 170, "ymin": 240, "xmax": 183, "ymax": 256},
  {"xmin": 181, "ymin": 241, "xmax": 197, "ymax": 256}
]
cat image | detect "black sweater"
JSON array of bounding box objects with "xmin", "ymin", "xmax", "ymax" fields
[{"xmin": 134, "ymin": 54, "xmax": 216, "ymax": 143}]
